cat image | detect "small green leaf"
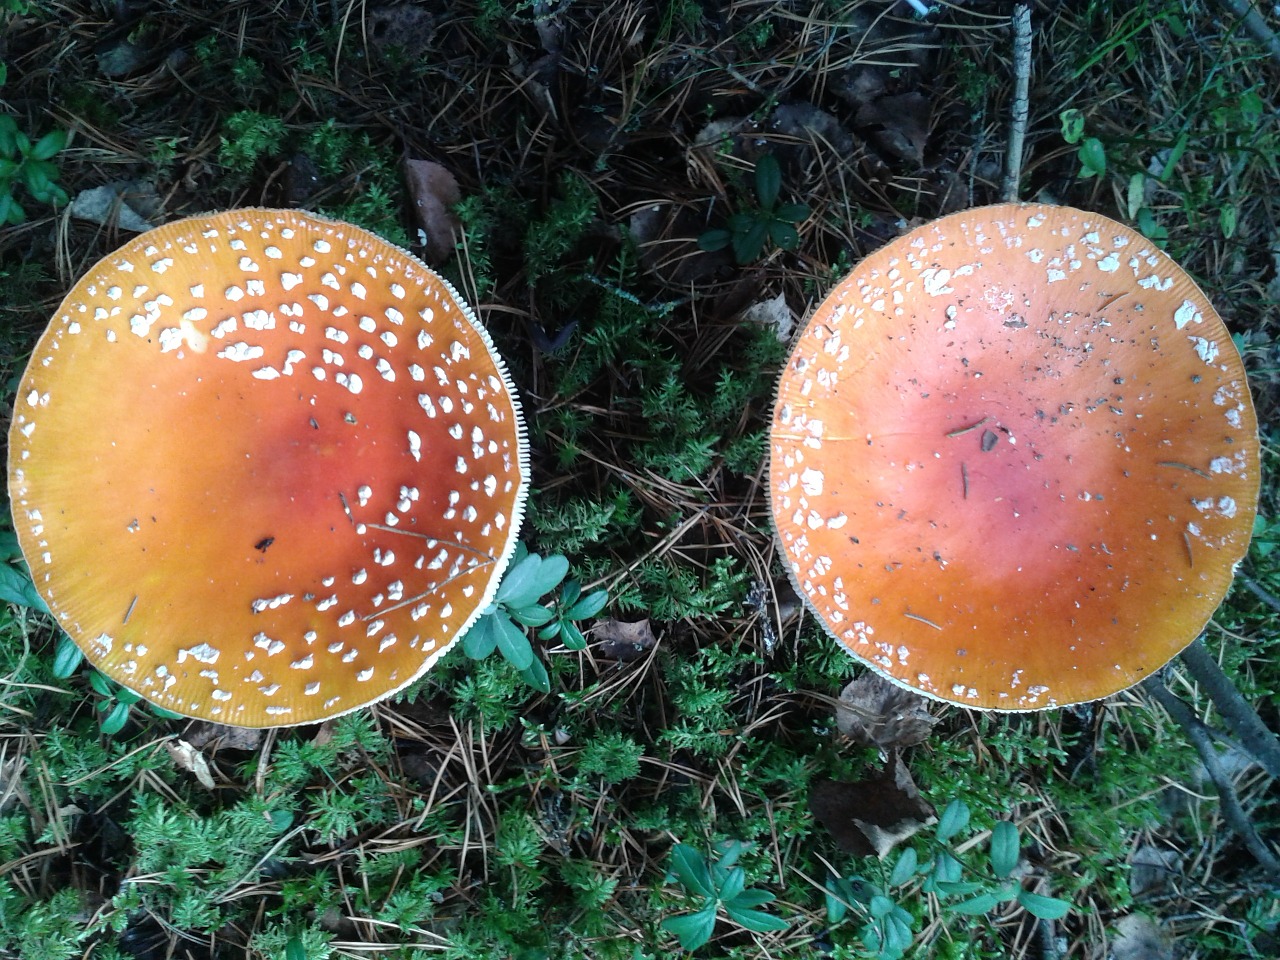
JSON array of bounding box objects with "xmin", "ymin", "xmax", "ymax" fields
[
  {"xmin": 507, "ymin": 603, "xmax": 554, "ymax": 627},
  {"xmin": 286, "ymin": 936, "xmax": 307, "ymax": 960},
  {"xmin": 518, "ymin": 656, "xmax": 550, "ymax": 694},
  {"xmin": 754, "ymin": 154, "xmax": 782, "ymax": 209},
  {"xmin": 565, "ymin": 587, "xmax": 608, "ymax": 620},
  {"xmin": 29, "ymin": 129, "xmax": 67, "ymax": 161},
  {"xmin": 88, "ymin": 669, "xmax": 114, "ymax": 697},
  {"xmin": 885, "ymin": 910, "xmax": 914, "ymax": 953},
  {"xmin": 0, "ymin": 562, "xmax": 48, "ymax": 613},
  {"xmin": 713, "ymin": 840, "xmax": 749, "ymax": 872},
  {"xmin": 493, "ymin": 614, "xmax": 533, "ymax": 669},
  {"xmin": 1126, "ymin": 172, "xmax": 1145, "ymax": 219},
  {"xmin": 933, "ymin": 880, "xmax": 984, "ymax": 897},
  {"xmin": 723, "ymin": 903, "xmax": 789, "ymax": 933},
  {"xmin": 669, "ymin": 845, "xmax": 714, "ymax": 898},
  {"xmin": 775, "ymin": 202, "xmax": 809, "ymax": 222},
  {"xmin": 0, "ymin": 114, "xmax": 17, "ymax": 151},
  {"xmin": 528, "ymin": 554, "xmax": 569, "ymax": 596},
  {"xmin": 148, "ymin": 703, "xmax": 183, "ymax": 720},
  {"xmin": 767, "ymin": 220, "xmax": 799, "ymax": 251},
  {"xmin": 936, "ymin": 800, "xmax": 970, "ymax": 841},
  {"xmin": 732, "ymin": 220, "xmax": 768, "ymax": 264},
  {"xmin": 1219, "ymin": 204, "xmax": 1237, "ymax": 240},
  {"xmin": 536, "ymin": 620, "xmax": 562, "ymax": 641},
  {"xmin": 990, "ymin": 820, "xmax": 1020, "ymax": 878},
  {"xmin": 52, "ymin": 635, "xmax": 83, "ymax": 678},
  {"xmin": 1, "ymin": 194, "xmax": 22, "ymax": 224},
  {"xmin": 698, "ymin": 228, "xmax": 731, "ymax": 252},
  {"xmin": 717, "ymin": 866, "xmax": 746, "ymax": 904},
  {"xmin": 1078, "ymin": 137, "xmax": 1106, "ymax": 177},
  {"xmin": 932, "ymin": 852, "xmax": 962, "ymax": 886},
  {"xmin": 462, "ymin": 614, "xmax": 498, "ymax": 659},
  {"xmin": 824, "ymin": 877, "xmax": 850, "ymax": 924},
  {"xmin": 729, "ymin": 889, "xmax": 775, "ymax": 908},
  {"xmin": 269, "ymin": 809, "xmax": 295, "ymax": 831},
  {"xmin": 100, "ymin": 700, "xmax": 130, "ymax": 736},
  {"xmin": 559, "ymin": 620, "xmax": 587, "ymax": 650},
  {"xmin": 496, "ymin": 553, "xmax": 542, "ymax": 606},
  {"xmin": 889, "ymin": 847, "xmax": 917, "ymax": 887},
  {"xmin": 114, "ymin": 685, "xmax": 143, "ymax": 705},
  {"xmin": 1160, "ymin": 130, "xmax": 1189, "ymax": 182},
  {"xmin": 869, "ymin": 894, "xmax": 895, "ymax": 919},
  {"xmin": 661, "ymin": 903, "xmax": 717, "ymax": 951},
  {"xmin": 949, "ymin": 891, "xmax": 1001, "ymax": 915},
  {"xmin": 1016, "ymin": 889, "xmax": 1072, "ymax": 920},
  {"xmin": 1060, "ymin": 108, "xmax": 1085, "ymax": 144}
]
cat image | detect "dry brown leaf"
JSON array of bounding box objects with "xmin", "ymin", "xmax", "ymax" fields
[
  {"xmin": 809, "ymin": 752, "xmax": 935, "ymax": 858},
  {"xmin": 185, "ymin": 721, "xmax": 264, "ymax": 752},
  {"xmin": 70, "ymin": 181, "xmax": 159, "ymax": 233},
  {"xmin": 368, "ymin": 5, "xmax": 437, "ymax": 58},
  {"xmin": 596, "ymin": 618, "xmax": 657, "ymax": 661},
  {"xmin": 164, "ymin": 739, "xmax": 216, "ymax": 790},
  {"xmin": 855, "ymin": 92, "xmax": 932, "ymax": 166},
  {"xmin": 403, "ymin": 159, "xmax": 461, "ymax": 265},
  {"xmin": 835, "ymin": 672, "xmax": 938, "ymax": 750},
  {"xmin": 1129, "ymin": 844, "xmax": 1181, "ymax": 899},
  {"xmin": 1109, "ymin": 914, "xmax": 1173, "ymax": 960},
  {"xmin": 740, "ymin": 292, "xmax": 794, "ymax": 342},
  {"xmin": 769, "ymin": 102, "xmax": 854, "ymax": 156}
]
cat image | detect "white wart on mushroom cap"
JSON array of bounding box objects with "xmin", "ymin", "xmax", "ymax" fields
[
  {"xmin": 770, "ymin": 203, "xmax": 1259, "ymax": 710},
  {"xmin": 9, "ymin": 208, "xmax": 529, "ymax": 727}
]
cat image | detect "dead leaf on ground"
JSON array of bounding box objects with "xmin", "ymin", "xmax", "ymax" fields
[
  {"xmin": 367, "ymin": 5, "xmax": 437, "ymax": 58},
  {"xmin": 403, "ymin": 159, "xmax": 461, "ymax": 265},
  {"xmin": 1129, "ymin": 844, "xmax": 1181, "ymax": 899},
  {"xmin": 768, "ymin": 102, "xmax": 854, "ymax": 157},
  {"xmin": 164, "ymin": 739, "xmax": 216, "ymax": 790},
  {"xmin": 1109, "ymin": 914, "xmax": 1173, "ymax": 960},
  {"xmin": 70, "ymin": 181, "xmax": 159, "ymax": 232},
  {"xmin": 596, "ymin": 618, "xmax": 656, "ymax": 661},
  {"xmin": 835, "ymin": 672, "xmax": 939, "ymax": 750},
  {"xmin": 185, "ymin": 721, "xmax": 264, "ymax": 752},
  {"xmin": 809, "ymin": 751, "xmax": 935, "ymax": 858},
  {"xmin": 740, "ymin": 291, "xmax": 794, "ymax": 342},
  {"xmin": 854, "ymin": 92, "xmax": 932, "ymax": 166}
]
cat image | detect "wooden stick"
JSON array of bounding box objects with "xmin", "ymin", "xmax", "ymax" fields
[{"xmin": 1002, "ymin": 3, "xmax": 1033, "ymax": 202}]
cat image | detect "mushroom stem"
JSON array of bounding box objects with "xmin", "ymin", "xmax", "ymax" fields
[
  {"xmin": 1178, "ymin": 637, "xmax": 1280, "ymax": 780},
  {"xmin": 1142, "ymin": 674, "xmax": 1280, "ymax": 880}
]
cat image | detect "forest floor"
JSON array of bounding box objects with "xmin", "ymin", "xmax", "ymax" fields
[{"xmin": 1, "ymin": 1, "xmax": 1278, "ymax": 959}]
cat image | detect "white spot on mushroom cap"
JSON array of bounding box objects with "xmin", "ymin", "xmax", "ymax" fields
[{"xmin": 217, "ymin": 342, "xmax": 265, "ymax": 362}]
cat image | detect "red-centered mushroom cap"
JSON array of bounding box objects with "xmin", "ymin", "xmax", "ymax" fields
[
  {"xmin": 9, "ymin": 208, "xmax": 528, "ymax": 727},
  {"xmin": 770, "ymin": 203, "xmax": 1259, "ymax": 710}
]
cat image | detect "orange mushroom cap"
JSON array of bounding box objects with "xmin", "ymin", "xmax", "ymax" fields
[
  {"xmin": 9, "ymin": 208, "xmax": 528, "ymax": 727},
  {"xmin": 770, "ymin": 203, "xmax": 1259, "ymax": 710}
]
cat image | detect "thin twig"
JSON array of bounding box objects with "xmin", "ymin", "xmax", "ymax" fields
[
  {"xmin": 1241, "ymin": 574, "xmax": 1280, "ymax": 614},
  {"xmin": 1179, "ymin": 638, "xmax": 1280, "ymax": 779},
  {"xmin": 1003, "ymin": 2, "xmax": 1033, "ymax": 203},
  {"xmin": 1142, "ymin": 676, "xmax": 1280, "ymax": 879},
  {"xmin": 1214, "ymin": 0, "xmax": 1280, "ymax": 66}
]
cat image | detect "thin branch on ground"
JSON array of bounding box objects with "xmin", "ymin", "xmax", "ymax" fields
[
  {"xmin": 1002, "ymin": 2, "xmax": 1033, "ymax": 203},
  {"xmin": 1142, "ymin": 675, "xmax": 1280, "ymax": 880},
  {"xmin": 1214, "ymin": 0, "xmax": 1280, "ymax": 66},
  {"xmin": 1178, "ymin": 637, "xmax": 1280, "ymax": 779}
]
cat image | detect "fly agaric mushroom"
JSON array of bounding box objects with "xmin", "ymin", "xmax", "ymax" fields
[
  {"xmin": 770, "ymin": 203, "xmax": 1259, "ymax": 710},
  {"xmin": 8, "ymin": 208, "xmax": 528, "ymax": 727}
]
